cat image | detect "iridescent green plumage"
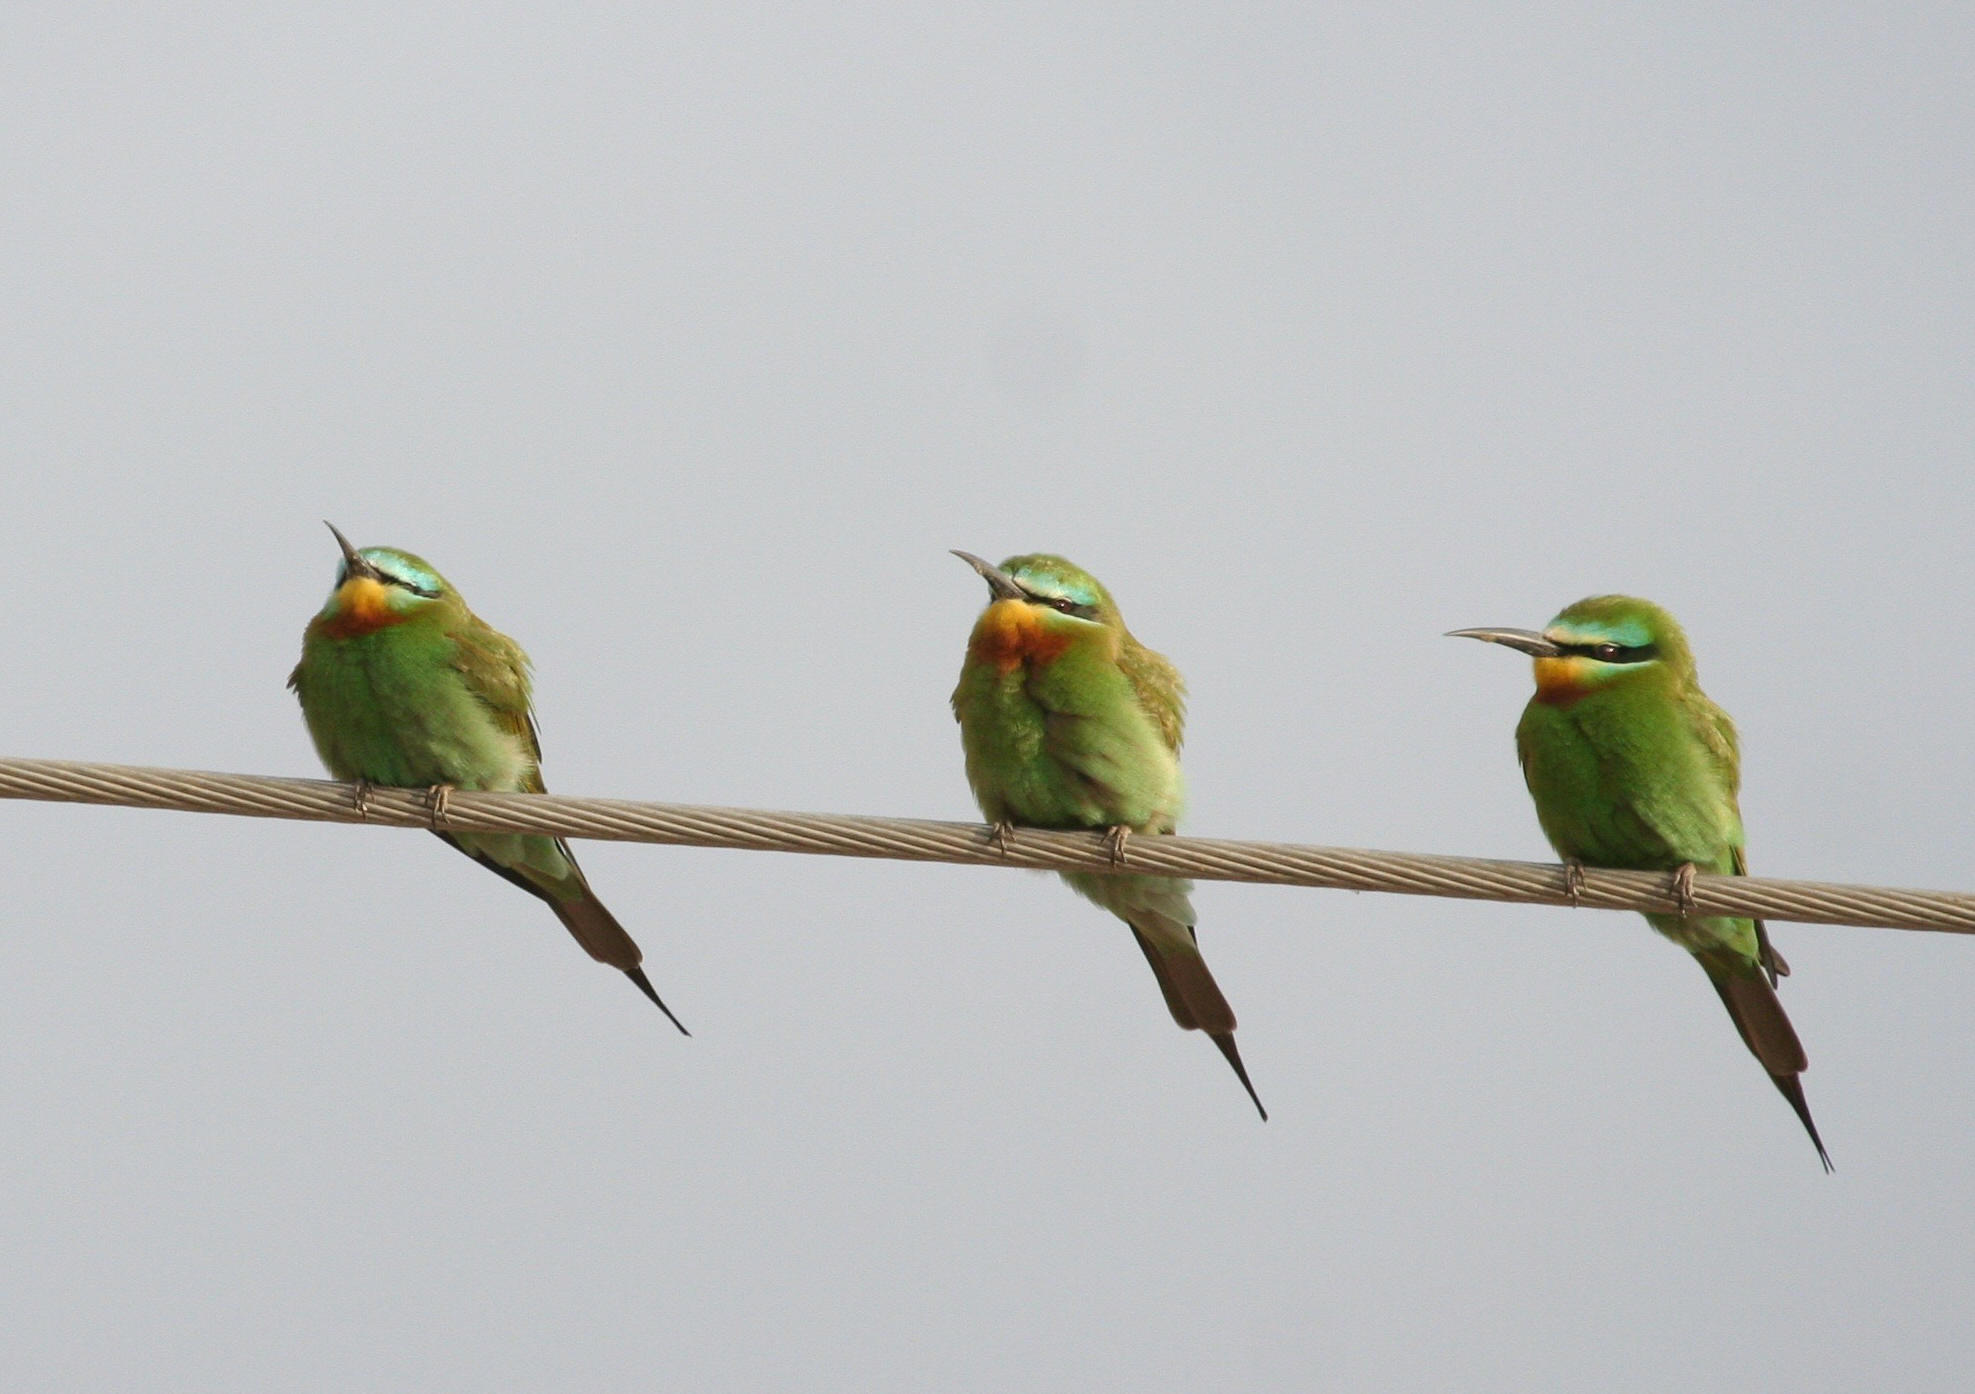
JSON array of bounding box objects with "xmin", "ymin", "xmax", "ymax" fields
[
  {"xmin": 1453, "ymin": 595, "xmax": 1828, "ymax": 1169},
  {"xmin": 950, "ymin": 551, "xmax": 1264, "ymax": 1119},
  {"xmin": 289, "ymin": 525, "xmax": 686, "ymax": 1031}
]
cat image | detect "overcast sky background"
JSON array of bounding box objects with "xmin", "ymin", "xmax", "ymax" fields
[{"xmin": 3, "ymin": 5, "xmax": 1971, "ymax": 1390}]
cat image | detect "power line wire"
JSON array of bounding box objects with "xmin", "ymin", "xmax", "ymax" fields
[{"xmin": 1, "ymin": 755, "xmax": 1968, "ymax": 935}]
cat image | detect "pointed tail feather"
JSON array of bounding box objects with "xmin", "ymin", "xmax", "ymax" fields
[
  {"xmin": 1699, "ymin": 953, "xmax": 1829, "ymax": 1170},
  {"xmin": 1126, "ymin": 922, "xmax": 1234, "ymax": 1032},
  {"xmin": 1208, "ymin": 1031, "xmax": 1268, "ymax": 1121},
  {"xmin": 553, "ymin": 893, "xmax": 691, "ymax": 1037},
  {"xmin": 1127, "ymin": 920, "xmax": 1265, "ymax": 1119},
  {"xmin": 1700, "ymin": 955, "xmax": 1806, "ymax": 1076},
  {"xmin": 1768, "ymin": 1071, "xmax": 1833, "ymax": 1174},
  {"xmin": 434, "ymin": 831, "xmax": 689, "ymax": 1034}
]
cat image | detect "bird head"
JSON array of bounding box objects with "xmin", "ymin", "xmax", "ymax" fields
[
  {"xmin": 953, "ymin": 551, "xmax": 1117, "ymax": 620},
  {"xmin": 313, "ymin": 522, "xmax": 455, "ymax": 636},
  {"xmin": 1449, "ymin": 594, "xmax": 1696, "ymax": 703},
  {"xmin": 952, "ymin": 550, "xmax": 1126, "ymax": 668}
]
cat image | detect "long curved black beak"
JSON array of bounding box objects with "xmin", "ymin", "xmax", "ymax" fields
[
  {"xmin": 951, "ymin": 550, "xmax": 1029, "ymax": 602},
  {"xmin": 325, "ymin": 521, "xmax": 385, "ymax": 582},
  {"xmin": 1446, "ymin": 627, "xmax": 1562, "ymax": 658}
]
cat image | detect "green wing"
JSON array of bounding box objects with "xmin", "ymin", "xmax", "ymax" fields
[
  {"xmin": 1688, "ymin": 689, "xmax": 1742, "ymax": 800},
  {"xmin": 1616, "ymin": 689, "xmax": 1747, "ymax": 871},
  {"xmin": 1022, "ymin": 635, "xmax": 1186, "ymax": 833},
  {"xmin": 446, "ymin": 611, "xmax": 546, "ymax": 793},
  {"xmin": 1118, "ymin": 637, "xmax": 1186, "ymax": 753}
]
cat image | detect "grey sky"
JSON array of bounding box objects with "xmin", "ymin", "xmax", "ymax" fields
[{"xmin": 3, "ymin": 5, "xmax": 1971, "ymax": 1390}]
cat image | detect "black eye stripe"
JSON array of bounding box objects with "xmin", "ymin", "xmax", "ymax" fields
[
  {"xmin": 1557, "ymin": 641, "xmax": 1658, "ymax": 664},
  {"xmin": 343, "ymin": 562, "xmax": 437, "ymax": 599},
  {"xmin": 371, "ymin": 566, "xmax": 439, "ymax": 598}
]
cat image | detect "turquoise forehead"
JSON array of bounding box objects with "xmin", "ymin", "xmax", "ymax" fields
[
  {"xmin": 337, "ymin": 547, "xmax": 444, "ymax": 594},
  {"xmin": 1003, "ymin": 557, "xmax": 1100, "ymax": 607},
  {"xmin": 1546, "ymin": 613, "xmax": 1653, "ymax": 648}
]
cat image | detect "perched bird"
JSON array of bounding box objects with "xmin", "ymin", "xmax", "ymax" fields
[
  {"xmin": 1451, "ymin": 595, "xmax": 1828, "ymax": 1169},
  {"xmin": 290, "ymin": 523, "xmax": 686, "ymax": 1032},
  {"xmin": 950, "ymin": 550, "xmax": 1264, "ymax": 1119}
]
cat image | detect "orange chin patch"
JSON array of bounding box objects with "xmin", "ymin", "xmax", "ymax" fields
[
  {"xmin": 1532, "ymin": 655, "xmax": 1591, "ymax": 704},
  {"xmin": 318, "ymin": 577, "xmax": 409, "ymax": 639},
  {"xmin": 969, "ymin": 598, "xmax": 1075, "ymax": 672}
]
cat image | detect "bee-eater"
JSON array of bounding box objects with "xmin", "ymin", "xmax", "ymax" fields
[
  {"xmin": 950, "ymin": 551, "xmax": 1264, "ymax": 1119},
  {"xmin": 1451, "ymin": 595, "xmax": 1828, "ymax": 1169},
  {"xmin": 289, "ymin": 524, "xmax": 686, "ymax": 1032}
]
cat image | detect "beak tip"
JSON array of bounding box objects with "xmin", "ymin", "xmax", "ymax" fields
[
  {"xmin": 323, "ymin": 521, "xmax": 373, "ymax": 574},
  {"xmin": 951, "ymin": 549, "xmax": 1028, "ymax": 602},
  {"xmin": 1446, "ymin": 626, "xmax": 1560, "ymax": 657}
]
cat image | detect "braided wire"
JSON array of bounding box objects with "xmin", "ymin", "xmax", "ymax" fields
[{"xmin": 0, "ymin": 756, "xmax": 1969, "ymax": 934}]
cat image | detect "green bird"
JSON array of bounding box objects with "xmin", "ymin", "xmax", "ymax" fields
[
  {"xmin": 1451, "ymin": 595, "xmax": 1828, "ymax": 1169},
  {"xmin": 289, "ymin": 524, "xmax": 686, "ymax": 1032},
  {"xmin": 950, "ymin": 551, "xmax": 1264, "ymax": 1119}
]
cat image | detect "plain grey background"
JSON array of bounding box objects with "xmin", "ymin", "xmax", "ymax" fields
[{"xmin": 3, "ymin": 5, "xmax": 1970, "ymax": 1390}]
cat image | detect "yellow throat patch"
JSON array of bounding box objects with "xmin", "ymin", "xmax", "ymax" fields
[
  {"xmin": 969, "ymin": 598, "xmax": 1075, "ymax": 672},
  {"xmin": 1532, "ymin": 654, "xmax": 1594, "ymax": 704},
  {"xmin": 320, "ymin": 576, "xmax": 408, "ymax": 639}
]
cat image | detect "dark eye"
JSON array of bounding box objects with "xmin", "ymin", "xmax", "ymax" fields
[
  {"xmin": 1049, "ymin": 597, "xmax": 1077, "ymax": 613},
  {"xmin": 1593, "ymin": 644, "xmax": 1621, "ymax": 661}
]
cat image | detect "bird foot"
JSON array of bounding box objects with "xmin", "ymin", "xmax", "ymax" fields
[
  {"xmin": 1671, "ymin": 862, "xmax": 1699, "ymax": 918},
  {"xmin": 1562, "ymin": 858, "xmax": 1586, "ymax": 906},
  {"xmin": 350, "ymin": 779, "xmax": 377, "ymax": 819},
  {"xmin": 1104, "ymin": 824, "xmax": 1132, "ymax": 866},
  {"xmin": 990, "ymin": 821, "xmax": 1017, "ymax": 857},
  {"xmin": 426, "ymin": 783, "xmax": 456, "ymax": 829}
]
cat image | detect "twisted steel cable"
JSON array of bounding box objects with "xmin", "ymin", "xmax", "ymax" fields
[{"xmin": 1, "ymin": 755, "xmax": 1969, "ymax": 934}]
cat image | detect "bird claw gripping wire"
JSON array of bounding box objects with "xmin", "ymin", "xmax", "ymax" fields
[
  {"xmin": 426, "ymin": 783, "xmax": 455, "ymax": 829},
  {"xmin": 990, "ymin": 821, "xmax": 1017, "ymax": 857},
  {"xmin": 1672, "ymin": 862, "xmax": 1700, "ymax": 918},
  {"xmin": 1562, "ymin": 858, "xmax": 1586, "ymax": 906},
  {"xmin": 350, "ymin": 779, "xmax": 377, "ymax": 820},
  {"xmin": 1104, "ymin": 825, "xmax": 1132, "ymax": 867}
]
